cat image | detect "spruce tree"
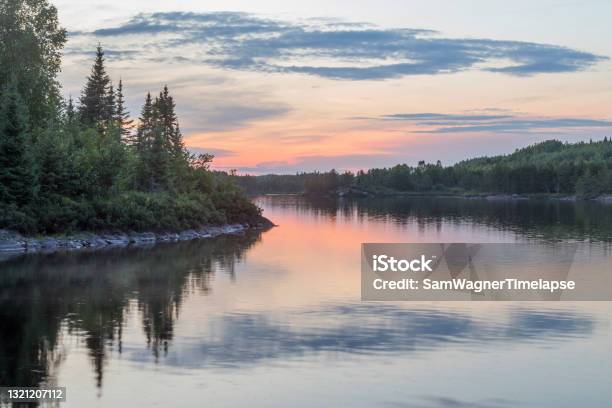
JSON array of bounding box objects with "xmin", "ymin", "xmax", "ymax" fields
[
  {"xmin": 0, "ymin": 81, "xmax": 35, "ymax": 205},
  {"xmin": 79, "ymin": 46, "xmax": 111, "ymax": 130},
  {"xmin": 156, "ymin": 86, "xmax": 172, "ymax": 145},
  {"xmin": 136, "ymin": 92, "xmax": 154, "ymax": 151},
  {"xmin": 115, "ymin": 79, "xmax": 134, "ymax": 141},
  {"xmin": 156, "ymin": 85, "xmax": 185, "ymax": 159}
]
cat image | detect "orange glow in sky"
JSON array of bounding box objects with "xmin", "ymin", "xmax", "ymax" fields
[{"xmin": 57, "ymin": 1, "xmax": 612, "ymax": 173}]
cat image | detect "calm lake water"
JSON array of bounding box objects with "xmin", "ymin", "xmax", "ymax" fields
[{"xmin": 1, "ymin": 196, "xmax": 611, "ymax": 407}]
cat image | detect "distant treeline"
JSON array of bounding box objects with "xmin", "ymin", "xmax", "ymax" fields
[
  {"xmin": 0, "ymin": 0, "xmax": 259, "ymax": 233},
  {"xmin": 233, "ymin": 139, "xmax": 612, "ymax": 198}
]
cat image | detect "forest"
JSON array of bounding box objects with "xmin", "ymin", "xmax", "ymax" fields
[
  {"xmin": 234, "ymin": 139, "xmax": 612, "ymax": 198},
  {"xmin": 0, "ymin": 0, "xmax": 260, "ymax": 233},
  {"xmin": 2, "ymin": 1, "xmax": 609, "ymax": 237}
]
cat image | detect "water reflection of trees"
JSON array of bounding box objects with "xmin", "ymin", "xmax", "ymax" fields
[
  {"xmin": 360, "ymin": 197, "xmax": 612, "ymax": 242},
  {"xmin": 258, "ymin": 195, "xmax": 612, "ymax": 242},
  {"xmin": 0, "ymin": 232, "xmax": 262, "ymax": 392}
]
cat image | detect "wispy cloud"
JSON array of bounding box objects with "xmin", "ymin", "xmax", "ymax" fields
[
  {"xmin": 64, "ymin": 48, "xmax": 142, "ymax": 61},
  {"xmin": 182, "ymin": 103, "xmax": 291, "ymax": 132},
  {"xmin": 78, "ymin": 11, "xmax": 607, "ymax": 80},
  {"xmin": 371, "ymin": 112, "xmax": 612, "ymax": 133}
]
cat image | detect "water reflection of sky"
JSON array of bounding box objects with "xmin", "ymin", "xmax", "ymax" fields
[
  {"xmin": 2, "ymin": 196, "xmax": 611, "ymax": 407},
  {"xmin": 126, "ymin": 305, "xmax": 596, "ymax": 368}
]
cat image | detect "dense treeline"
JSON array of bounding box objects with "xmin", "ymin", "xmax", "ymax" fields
[
  {"xmin": 0, "ymin": 0, "xmax": 259, "ymax": 233},
  {"xmin": 234, "ymin": 173, "xmax": 320, "ymax": 194},
  {"xmin": 234, "ymin": 139, "xmax": 612, "ymax": 198}
]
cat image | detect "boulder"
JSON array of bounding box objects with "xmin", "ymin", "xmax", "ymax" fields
[
  {"xmin": 101, "ymin": 234, "xmax": 130, "ymax": 246},
  {"xmin": 206, "ymin": 227, "xmax": 223, "ymax": 237},
  {"xmin": 159, "ymin": 232, "xmax": 180, "ymax": 242},
  {"xmin": 25, "ymin": 239, "xmax": 42, "ymax": 252},
  {"xmin": 196, "ymin": 229, "xmax": 212, "ymax": 238},
  {"xmin": 88, "ymin": 236, "xmax": 109, "ymax": 248},
  {"xmin": 222, "ymin": 224, "xmax": 244, "ymax": 234},
  {"xmin": 129, "ymin": 232, "xmax": 156, "ymax": 244},
  {"xmin": 66, "ymin": 239, "xmax": 84, "ymax": 249},
  {"xmin": 39, "ymin": 238, "xmax": 60, "ymax": 250},
  {"xmin": 179, "ymin": 230, "xmax": 200, "ymax": 240}
]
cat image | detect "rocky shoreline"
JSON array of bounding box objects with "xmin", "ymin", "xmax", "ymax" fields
[{"xmin": 0, "ymin": 219, "xmax": 274, "ymax": 255}]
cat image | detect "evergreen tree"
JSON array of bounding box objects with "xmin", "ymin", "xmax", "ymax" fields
[
  {"xmin": 79, "ymin": 46, "xmax": 112, "ymax": 130},
  {"xmin": 0, "ymin": 81, "xmax": 35, "ymax": 205},
  {"xmin": 133, "ymin": 88, "xmax": 191, "ymax": 192},
  {"xmin": 135, "ymin": 92, "xmax": 154, "ymax": 151},
  {"xmin": 155, "ymin": 85, "xmax": 185, "ymax": 159},
  {"xmin": 115, "ymin": 79, "xmax": 134, "ymax": 140}
]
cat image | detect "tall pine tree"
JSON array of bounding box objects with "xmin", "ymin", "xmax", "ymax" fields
[
  {"xmin": 79, "ymin": 46, "xmax": 112, "ymax": 130},
  {"xmin": 156, "ymin": 85, "xmax": 185, "ymax": 159},
  {"xmin": 135, "ymin": 92, "xmax": 154, "ymax": 152},
  {"xmin": 133, "ymin": 87, "xmax": 191, "ymax": 192}
]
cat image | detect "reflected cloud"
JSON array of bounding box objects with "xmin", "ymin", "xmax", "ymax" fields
[
  {"xmin": 388, "ymin": 396, "xmax": 517, "ymax": 408},
  {"xmin": 128, "ymin": 304, "xmax": 595, "ymax": 368}
]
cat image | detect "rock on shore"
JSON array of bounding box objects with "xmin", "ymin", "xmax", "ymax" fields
[{"xmin": 0, "ymin": 217, "xmax": 274, "ymax": 255}]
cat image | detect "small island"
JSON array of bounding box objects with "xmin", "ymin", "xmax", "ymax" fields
[{"xmin": 0, "ymin": 3, "xmax": 269, "ymax": 253}]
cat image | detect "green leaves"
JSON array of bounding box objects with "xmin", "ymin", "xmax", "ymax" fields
[{"xmin": 0, "ymin": 0, "xmax": 66, "ymax": 126}]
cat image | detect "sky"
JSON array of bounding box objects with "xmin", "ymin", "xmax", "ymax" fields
[{"xmin": 54, "ymin": 0, "xmax": 612, "ymax": 174}]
